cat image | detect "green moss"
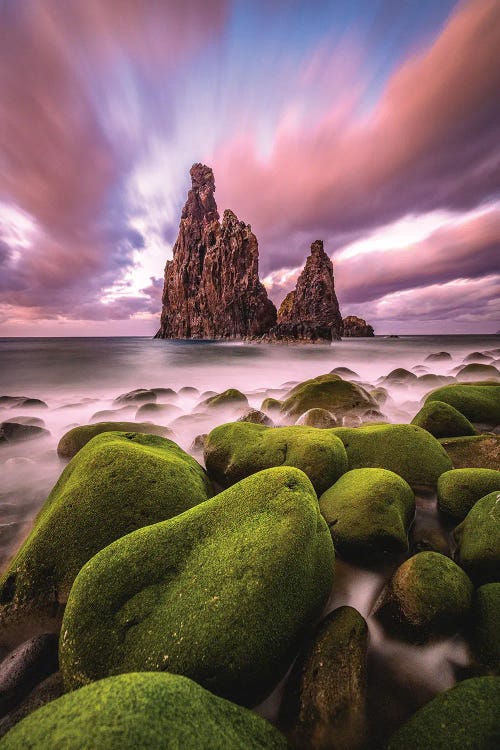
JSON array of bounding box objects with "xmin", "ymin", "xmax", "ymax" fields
[
  {"xmin": 331, "ymin": 424, "xmax": 452, "ymax": 488},
  {"xmin": 411, "ymin": 400, "xmax": 477, "ymax": 438},
  {"xmin": 0, "ymin": 433, "xmax": 212, "ymax": 624},
  {"xmin": 376, "ymin": 551, "xmax": 473, "ymax": 642},
  {"xmin": 473, "ymin": 583, "xmax": 500, "ymax": 674},
  {"xmin": 57, "ymin": 421, "xmax": 172, "ymax": 459},
  {"xmin": 204, "ymin": 422, "xmax": 348, "ymax": 495},
  {"xmin": 202, "ymin": 388, "xmax": 249, "ymax": 409},
  {"xmin": 60, "ymin": 467, "xmax": 334, "ymax": 705},
  {"xmin": 280, "ymin": 374, "xmax": 376, "ymax": 420},
  {"xmin": 440, "ymin": 435, "xmax": 500, "ymax": 469},
  {"xmin": 454, "ymin": 491, "xmax": 500, "ymax": 584},
  {"xmin": 425, "ymin": 383, "xmax": 500, "ymax": 424},
  {"xmin": 260, "ymin": 397, "xmax": 283, "ymax": 413},
  {"xmin": 386, "ymin": 676, "xmax": 500, "ymax": 749},
  {"xmin": 0, "ymin": 672, "xmax": 287, "ymax": 749},
  {"xmin": 455, "ymin": 363, "xmax": 499, "ymax": 381},
  {"xmin": 319, "ymin": 469, "xmax": 415, "ymax": 564},
  {"xmin": 437, "ymin": 469, "xmax": 500, "ymax": 519}
]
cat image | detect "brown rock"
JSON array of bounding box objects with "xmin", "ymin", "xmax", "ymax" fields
[
  {"xmin": 342, "ymin": 316, "xmax": 374, "ymax": 337},
  {"xmin": 155, "ymin": 164, "xmax": 276, "ymax": 339}
]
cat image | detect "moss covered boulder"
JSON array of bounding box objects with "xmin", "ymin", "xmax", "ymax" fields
[
  {"xmin": 453, "ymin": 492, "xmax": 500, "ymax": 584},
  {"xmin": 0, "ymin": 672, "xmax": 286, "ymax": 750},
  {"xmin": 260, "ymin": 397, "xmax": 282, "ymax": 414},
  {"xmin": 295, "ymin": 408, "xmax": 337, "ymax": 428},
  {"xmin": 280, "ymin": 606, "xmax": 368, "ymax": 750},
  {"xmin": 280, "ymin": 374, "xmax": 376, "ymax": 421},
  {"xmin": 425, "ymin": 383, "xmax": 500, "ymax": 425},
  {"xmin": 60, "ymin": 467, "xmax": 334, "ymax": 705},
  {"xmin": 57, "ymin": 421, "xmax": 172, "ymax": 459},
  {"xmin": 204, "ymin": 422, "xmax": 348, "ymax": 495},
  {"xmin": 198, "ymin": 388, "xmax": 249, "ymax": 411},
  {"xmin": 382, "ymin": 368, "xmax": 417, "ymax": 385},
  {"xmin": 473, "ymin": 583, "xmax": 500, "ymax": 674},
  {"xmin": 440, "ymin": 435, "xmax": 500, "ymax": 470},
  {"xmin": 237, "ymin": 409, "xmax": 273, "ymax": 426},
  {"xmin": 386, "ymin": 676, "xmax": 500, "ymax": 750},
  {"xmin": 455, "ymin": 363, "xmax": 499, "ymax": 381},
  {"xmin": 411, "ymin": 401, "xmax": 476, "ymax": 438},
  {"xmin": 319, "ymin": 469, "xmax": 415, "ymax": 564},
  {"xmin": 331, "ymin": 424, "xmax": 452, "ymax": 488},
  {"xmin": 375, "ymin": 551, "xmax": 473, "ymax": 642},
  {"xmin": 0, "ymin": 433, "xmax": 212, "ymax": 636},
  {"xmin": 437, "ymin": 469, "xmax": 500, "ymax": 519}
]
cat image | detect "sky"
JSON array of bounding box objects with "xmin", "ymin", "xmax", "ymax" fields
[{"xmin": 0, "ymin": 0, "xmax": 499, "ymax": 336}]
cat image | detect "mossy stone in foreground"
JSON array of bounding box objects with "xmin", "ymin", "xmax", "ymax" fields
[
  {"xmin": 453, "ymin": 491, "xmax": 500, "ymax": 584},
  {"xmin": 280, "ymin": 606, "xmax": 368, "ymax": 750},
  {"xmin": 319, "ymin": 469, "xmax": 415, "ymax": 564},
  {"xmin": 204, "ymin": 422, "xmax": 348, "ymax": 495},
  {"xmin": 385, "ymin": 676, "xmax": 500, "ymax": 750},
  {"xmin": 0, "ymin": 433, "xmax": 212, "ymax": 628},
  {"xmin": 0, "ymin": 673, "xmax": 287, "ymax": 750},
  {"xmin": 60, "ymin": 467, "xmax": 335, "ymax": 705},
  {"xmin": 440, "ymin": 435, "xmax": 500, "ymax": 470},
  {"xmin": 56, "ymin": 421, "xmax": 172, "ymax": 459},
  {"xmin": 411, "ymin": 400, "xmax": 476, "ymax": 438},
  {"xmin": 375, "ymin": 551, "xmax": 473, "ymax": 642},
  {"xmin": 280, "ymin": 374, "xmax": 376, "ymax": 420},
  {"xmin": 437, "ymin": 468, "xmax": 500, "ymax": 519},
  {"xmin": 473, "ymin": 583, "xmax": 500, "ymax": 674},
  {"xmin": 331, "ymin": 424, "xmax": 452, "ymax": 488},
  {"xmin": 425, "ymin": 383, "xmax": 500, "ymax": 424}
]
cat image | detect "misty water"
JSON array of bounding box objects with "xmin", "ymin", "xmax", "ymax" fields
[{"xmin": 0, "ymin": 334, "xmax": 499, "ymax": 743}]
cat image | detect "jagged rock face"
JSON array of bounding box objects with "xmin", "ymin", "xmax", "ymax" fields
[
  {"xmin": 156, "ymin": 164, "xmax": 276, "ymax": 340},
  {"xmin": 274, "ymin": 240, "xmax": 343, "ymax": 341},
  {"xmin": 343, "ymin": 316, "xmax": 374, "ymax": 337}
]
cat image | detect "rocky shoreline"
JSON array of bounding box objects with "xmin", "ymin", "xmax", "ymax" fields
[{"xmin": 0, "ymin": 345, "xmax": 499, "ymax": 747}]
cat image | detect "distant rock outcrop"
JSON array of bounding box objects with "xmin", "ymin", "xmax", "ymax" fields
[
  {"xmin": 270, "ymin": 240, "xmax": 343, "ymax": 342},
  {"xmin": 155, "ymin": 164, "xmax": 276, "ymax": 339},
  {"xmin": 342, "ymin": 316, "xmax": 375, "ymax": 337}
]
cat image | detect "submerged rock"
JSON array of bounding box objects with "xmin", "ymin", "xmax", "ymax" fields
[
  {"xmin": 437, "ymin": 468, "xmax": 500, "ymax": 519},
  {"xmin": 411, "ymin": 400, "xmax": 477, "ymax": 438},
  {"xmin": 425, "ymin": 383, "xmax": 500, "ymax": 425},
  {"xmin": 424, "ymin": 352, "xmax": 452, "ymax": 362},
  {"xmin": 113, "ymin": 388, "xmax": 157, "ymax": 406},
  {"xmin": 375, "ymin": 551, "xmax": 473, "ymax": 642},
  {"xmin": 332, "ymin": 424, "xmax": 452, "ymax": 488},
  {"xmin": 204, "ymin": 422, "xmax": 348, "ymax": 495},
  {"xmin": 0, "ymin": 397, "xmax": 47, "ymax": 410},
  {"xmin": 0, "ymin": 433, "xmax": 212, "ymax": 641},
  {"xmin": 381, "ymin": 369, "xmax": 417, "ymax": 385},
  {"xmin": 280, "ymin": 374, "xmax": 376, "ymax": 421},
  {"xmin": 135, "ymin": 403, "xmax": 182, "ymax": 420},
  {"xmin": 57, "ymin": 421, "xmax": 173, "ymax": 459},
  {"xmin": 455, "ymin": 364, "xmax": 499, "ymax": 381},
  {"xmin": 0, "ymin": 673, "xmax": 287, "ymax": 750},
  {"xmin": 280, "ymin": 606, "xmax": 368, "ymax": 750},
  {"xmin": 440, "ymin": 435, "xmax": 500, "ymax": 470},
  {"xmin": 237, "ymin": 408, "xmax": 273, "ymax": 426},
  {"xmin": 319, "ymin": 468, "xmax": 415, "ymax": 564},
  {"xmin": 386, "ymin": 676, "xmax": 500, "ymax": 750},
  {"xmin": 453, "ymin": 491, "xmax": 500, "ymax": 584},
  {"xmin": 60, "ymin": 467, "xmax": 334, "ymax": 704},
  {"xmin": 0, "ymin": 423, "xmax": 50, "ymax": 445}
]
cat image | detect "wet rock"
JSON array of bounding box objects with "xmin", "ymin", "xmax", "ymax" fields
[
  {"xmin": 381, "ymin": 368, "xmax": 417, "ymax": 385},
  {"xmin": 375, "ymin": 551, "xmax": 473, "ymax": 642},
  {"xmin": 332, "ymin": 423, "xmax": 452, "ymax": 488},
  {"xmin": 416, "ymin": 374, "xmax": 455, "ymax": 387},
  {"xmin": 424, "ymin": 352, "xmax": 452, "ymax": 362},
  {"xmin": 135, "ymin": 403, "xmax": 182, "ymax": 420},
  {"xmin": 455, "ymin": 363, "xmax": 499, "ymax": 381},
  {"xmin": 237, "ymin": 409, "xmax": 273, "ymax": 426},
  {"xmin": 0, "ymin": 672, "xmax": 63, "ymax": 739},
  {"xmin": 385, "ymin": 676, "xmax": 500, "ymax": 750},
  {"xmin": 199, "ymin": 388, "xmax": 248, "ymax": 410},
  {"xmin": 425, "ymin": 383, "xmax": 500, "ymax": 425},
  {"xmin": 0, "ymin": 397, "xmax": 47, "ymax": 410},
  {"xmin": 2, "ymin": 417, "xmax": 45, "ymax": 428},
  {"xmin": 189, "ymin": 434, "xmax": 207, "ymax": 456},
  {"xmin": 342, "ymin": 316, "xmax": 374, "ymax": 337},
  {"xmin": 319, "ymin": 468, "xmax": 415, "ymax": 564},
  {"xmin": 280, "ymin": 374, "xmax": 376, "ymax": 421},
  {"xmin": 453, "ymin": 491, "xmax": 500, "ymax": 584},
  {"xmin": 0, "ymin": 433, "xmax": 212, "ymax": 643},
  {"xmin": 370, "ymin": 387, "xmax": 390, "ymax": 406},
  {"xmin": 0, "ymin": 673, "xmax": 286, "ymax": 750},
  {"xmin": 295, "ymin": 408, "xmax": 337, "ymax": 428},
  {"xmin": 0, "ymin": 634, "xmax": 58, "ymax": 717},
  {"xmin": 179, "ymin": 386, "xmax": 199, "ymax": 396},
  {"xmin": 204, "ymin": 422, "xmax": 348, "ymax": 495},
  {"xmin": 57, "ymin": 421, "xmax": 173, "ymax": 459},
  {"xmin": 113, "ymin": 388, "xmax": 157, "ymax": 406},
  {"xmin": 411, "ymin": 400, "xmax": 477, "ymax": 438},
  {"xmin": 151, "ymin": 387, "xmax": 176, "ymax": 398},
  {"xmin": 472, "ymin": 583, "xmax": 500, "ymax": 674},
  {"xmin": 464, "ymin": 352, "xmax": 493, "ymax": 363},
  {"xmin": 89, "ymin": 406, "xmax": 135, "ymax": 422},
  {"xmin": 0, "ymin": 423, "xmax": 50, "ymax": 445},
  {"xmin": 440, "ymin": 435, "xmax": 500, "ymax": 469},
  {"xmin": 156, "ymin": 164, "xmax": 276, "ymax": 340},
  {"xmin": 280, "ymin": 606, "xmax": 368, "ymax": 750},
  {"xmin": 260, "ymin": 397, "xmax": 282, "ymax": 414},
  {"xmin": 437, "ymin": 468, "xmax": 500, "ymax": 519},
  {"xmin": 330, "ymin": 367, "xmax": 360, "ymax": 378},
  {"xmin": 59, "ymin": 468, "xmax": 334, "ymax": 704}
]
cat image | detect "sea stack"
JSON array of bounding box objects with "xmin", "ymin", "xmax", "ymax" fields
[
  {"xmin": 273, "ymin": 240, "xmax": 343, "ymax": 342},
  {"xmin": 343, "ymin": 316, "xmax": 375, "ymax": 337},
  {"xmin": 155, "ymin": 164, "xmax": 276, "ymax": 339}
]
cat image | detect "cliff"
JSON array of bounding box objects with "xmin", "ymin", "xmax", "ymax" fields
[{"xmin": 343, "ymin": 316, "xmax": 375, "ymax": 337}]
